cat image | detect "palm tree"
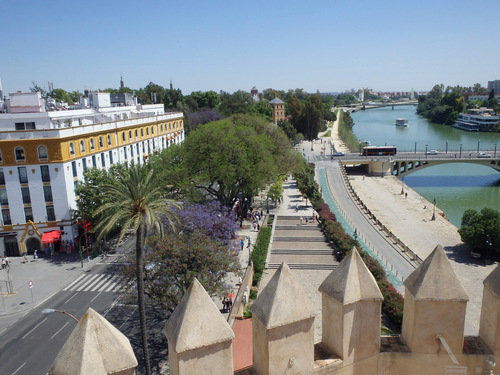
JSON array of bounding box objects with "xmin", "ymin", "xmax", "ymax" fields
[{"xmin": 94, "ymin": 163, "xmax": 179, "ymax": 375}]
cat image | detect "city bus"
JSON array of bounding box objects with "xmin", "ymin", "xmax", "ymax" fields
[{"xmin": 361, "ymin": 146, "xmax": 397, "ymax": 156}]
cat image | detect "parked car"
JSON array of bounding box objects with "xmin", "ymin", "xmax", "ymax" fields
[
  {"xmin": 426, "ymin": 150, "xmax": 439, "ymax": 155},
  {"xmin": 332, "ymin": 152, "xmax": 345, "ymax": 157},
  {"xmin": 476, "ymin": 152, "xmax": 492, "ymax": 158}
]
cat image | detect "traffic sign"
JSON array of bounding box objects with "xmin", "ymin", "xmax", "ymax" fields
[{"xmin": 28, "ymin": 280, "xmax": 33, "ymax": 288}]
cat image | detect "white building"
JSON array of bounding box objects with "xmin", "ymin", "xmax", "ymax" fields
[{"xmin": 0, "ymin": 91, "xmax": 184, "ymax": 257}]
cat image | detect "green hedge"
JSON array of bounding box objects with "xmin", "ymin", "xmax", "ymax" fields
[{"xmin": 251, "ymin": 226, "xmax": 272, "ymax": 285}]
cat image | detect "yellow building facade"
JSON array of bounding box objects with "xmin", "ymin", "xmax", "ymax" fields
[{"xmin": 0, "ymin": 91, "xmax": 183, "ymax": 256}]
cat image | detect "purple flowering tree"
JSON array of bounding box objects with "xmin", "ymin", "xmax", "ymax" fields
[{"xmin": 120, "ymin": 202, "xmax": 241, "ymax": 314}]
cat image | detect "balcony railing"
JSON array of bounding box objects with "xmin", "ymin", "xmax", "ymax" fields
[{"xmin": 0, "ymin": 112, "xmax": 183, "ymax": 140}]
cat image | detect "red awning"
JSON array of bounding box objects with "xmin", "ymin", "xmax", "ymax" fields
[{"xmin": 41, "ymin": 230, "xmax": 61, "ymax": 243}]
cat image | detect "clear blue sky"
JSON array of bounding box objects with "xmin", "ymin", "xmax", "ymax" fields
[{"xmin": 2, "ymin": 0, "xmax": 499, "ymax": 95}]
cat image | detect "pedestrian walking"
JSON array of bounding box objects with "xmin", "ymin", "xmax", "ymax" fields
[
  {"xmin": 34, "ymin": 250, "xmax": 38, "ymax": 260},
  {"xmin": 300, "ymin": 216, "xmax": 303, "ymax": 225},
  {"xmin": 252, "ymin": 221, "xmax": 257, "ymax": 231},
  {"xmin": 240, "ymin": 239, "xmax": 244, "ymax": 251},
  {"xmin": 23, "ymin": 253, "xmax": 28, "ymax": 263},
  {"xmin": 405, "ymin": 192, "xmax": 408, "ymax": 199},
  {"xmin": 4, "ymin": 256, "xmax": 9, "ymax": 267},
  {"xmin": 1, "ymin": 258, "xmax": 5, "ymax": 269}
]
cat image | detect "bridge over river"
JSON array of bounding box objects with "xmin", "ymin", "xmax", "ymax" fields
[{"xmin": 316, "ymin": 151, "xmax": 500, "ymax": 177}]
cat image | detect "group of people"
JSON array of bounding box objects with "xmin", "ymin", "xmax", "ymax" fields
[
  {"xmin": 1, "ymin": 256, "xmax": 9, "ymax": 269},
  {"xmin": 222, "ymin": 296, "xmax": 233, "ymax": 312}
]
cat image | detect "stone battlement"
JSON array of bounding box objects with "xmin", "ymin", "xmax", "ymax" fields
[{"xmin": 49, "ymin": 245, "xmax": 500, "ymax": 375}]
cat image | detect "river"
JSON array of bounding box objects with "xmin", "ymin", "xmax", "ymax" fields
[{"xmin": 350, "ymin": 105, "xmax": 500, "ymax": 228}]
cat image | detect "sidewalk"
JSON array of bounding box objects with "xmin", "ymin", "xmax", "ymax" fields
[{"xmin": 0, "ymin": 253, "xmax": 102, "ymax": 333}]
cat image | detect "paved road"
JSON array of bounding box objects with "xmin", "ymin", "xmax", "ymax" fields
[
  {"xmin": 0, "ymin": 259, "xmax": 126, "ymax": 375},
  {"xmin": 325, "ymin": 162, "xmax": 416, "ymax": 280}
]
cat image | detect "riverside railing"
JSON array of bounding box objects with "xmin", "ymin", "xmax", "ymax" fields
[{"xmin": 338, "ymin": 162, "xmax": 424, "ymax": 266}]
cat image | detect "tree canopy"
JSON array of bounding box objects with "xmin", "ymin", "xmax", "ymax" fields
[
  {"xmin": 288, "ymin": 93, "xmax": 326, "ymax": 140},
  {"xmin": 417, "ymin": 84, "xmax": 465, "ymax": 124},
  {"xmin": 153, "ymin": 114, "xmax": 300, "ymax": 208},
  {"xmin": 119, "ymin": 201, "xmax": 240, "ymax": 313},
  {"xmin": 458, "ymin": 208, "xmax": 500, "ymax": 258}
]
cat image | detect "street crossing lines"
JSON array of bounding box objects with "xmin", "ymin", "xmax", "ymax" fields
[{"xmin": 62, "ymin": 273, "xmax": 124, "ymax": 293}]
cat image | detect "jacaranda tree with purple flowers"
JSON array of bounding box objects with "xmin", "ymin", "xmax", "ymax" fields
[{"xmin": 120, "ymin": 202, "xmax": 241, "ymax": 314}]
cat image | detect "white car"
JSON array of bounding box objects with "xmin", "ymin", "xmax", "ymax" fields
[
  {"xmin": 426, "ymin": 150, "xmax": 439, "ymax": 155},
  {"xmin": 477, "ymin": 153, "xmax": 492, "ymax": 158}
]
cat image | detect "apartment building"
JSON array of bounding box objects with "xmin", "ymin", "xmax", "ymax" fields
[{"xmin": 0, "ymin": 91, "xmax": 183, "ymax": 256}]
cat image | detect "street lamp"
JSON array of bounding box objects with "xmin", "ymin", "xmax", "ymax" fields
[
  {"xmin": 246, "ymin": 236, "xmax": 251, "ymax": 265},
  {"xmin": 77, "ymin": 217, "xmax": 91, "ymax": 262},
  {"xmin": 401, "ymin": 177, "xmax": 405, "ymax": 195},
  {"xmin": 266, "ymin": 196, "xmax": 269, "ymax": 214},
  {"xmin": 495, "ymin": 144, "xmax": 497, "ymax": 158},
  {"xmin": 425, "ymin": 144, "xmax": 428, "ymax": 159},
  {"xmin": 477, "ymin": 139, "xmax": 480, "ymax": 153},
  {"xmin": 445, "ymin": 140, "xmax": 448, "ymax": 154},
  {"xmin": 459, "ymin": 144, "xmax": 462, "ymax": 159},
  {"xmin": 414, "ymin": 141, "xmax": 417, "ymax": 154},
  {"xmin": 431, "ymin": 198, "xmax": 436, "ymax": 221},
  {"xmin": 42, "ymin": 308, "xmax": 79, "ymax": 323}
]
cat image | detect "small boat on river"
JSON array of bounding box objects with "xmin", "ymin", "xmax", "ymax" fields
[{"xmin": 395, "ymin": 118, "xmax": 408, "ymax": 127}]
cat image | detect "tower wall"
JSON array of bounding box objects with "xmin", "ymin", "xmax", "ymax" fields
[
  {"xmin": 253, "ymin": 315, "xmax": 314, "ymax": 375},
  {"xmin": 402, "ymin": 298, "xmax": 467, "ymax": 355},
  {"xmin": 322, "ymin": 298, "xmax": 381, "ymax": 364},
  {"xmin": 479, "ymin": 285, "xmax": 500, "ymax": 355}
]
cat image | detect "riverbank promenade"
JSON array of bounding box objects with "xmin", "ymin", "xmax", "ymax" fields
[{"xmin": 325, "ymin": 115, "xmax": 497, "ymax": 334}]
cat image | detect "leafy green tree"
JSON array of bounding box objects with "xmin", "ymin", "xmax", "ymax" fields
[
  {"xmin": 473, "ymin": 83, "xmax": 486, "ymax": 93},
  {"xmin": 218, "ymin": 90, "xmax": 252, "ymax": 116},
  {"xmin": 74, "ymin": 166, "xmax": 125, "ymax": 229},
  {"xmin": 287, "ymin": 88, "xmax": 309, "ymax": 101},
  {"xmin": 428, "ymin": 84, "xmax": 444, "ymax": 99},
  {"xmin": 163, "ymin": 88, "xmax": 184, "ymax": 109},
  {"xmin": 156, "ymin": 115, "xmax": 298, "ymax": 208},
  {"xmin": 288, "ymin": 94, "xmax": 304, "ymax": 125},
  {"xmin": 174, "ymin": 117, "xmax": 275, "ymax": 207},
  {"xmin": 52, "ymin": 88, "xmax": 79, "ymax": 104},
  {"xmin": 417, "ymin": 86, "xmax": 465, "ymax": 124},
  {"xmin": 458, "ymin": 208, "xmax": 500, "ymax": 257},
  {"xmin": 268, "ymin": 179, "xmax": 284, "ymax": 207},
  {"xmin": 249, "ymin": 99, "xmax": 272, "ymax": 121},
  {"xmin": 278, "ymin": 119, "xmax": 298, "ymax": 142},
  {"xmin": 189, "ymin": 90, "xmax": 220, "ymax": 109},
  {"xmin": 136, "ymin": 81, "xmax": 165, "ymax": 104},
  {"xmin": 228, "ymin": 114, "xmax": 301, "ymax": 177},
  {"xmin": 261, "ymin": 88, "xmax": 286, "ymax": 101},
  {"xmin": 30, "ymin": 81, "xmax": 47, "ymax": 97},
  {"xmin": 303, "ymin": 94, "xmax": 325, "ymax": 139},
  {"xmin": 93, "ymin": 163, "xmax": 180, "ymax": 375}
]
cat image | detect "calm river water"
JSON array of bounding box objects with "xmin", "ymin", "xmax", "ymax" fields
[{"xmin": 350, "ymin": 105, "xmax": 500, "ymax": 228}]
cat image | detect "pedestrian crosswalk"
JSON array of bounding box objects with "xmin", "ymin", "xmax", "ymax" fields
[{"xmin": 63, "ymin": 273, "xmax": 124, "ymax": 293}]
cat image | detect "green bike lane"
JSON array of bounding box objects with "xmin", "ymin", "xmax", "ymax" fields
[{"xmin": 318, "ymin": 167, "xmax": 404, "ymax": 288}]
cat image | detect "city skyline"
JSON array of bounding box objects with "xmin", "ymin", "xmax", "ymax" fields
[{"xmin": 2, "ymin": 0, "xmax": 499, "ymax": 96}]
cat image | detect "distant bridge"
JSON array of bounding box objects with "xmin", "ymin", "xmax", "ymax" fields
[
  {"xmin": 320, "ymin": 152, "xmax": 500, "ymax": 177},
  {"xmin": 344, "ymin": 101, "xmax": 418, "ymax": 112}
]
